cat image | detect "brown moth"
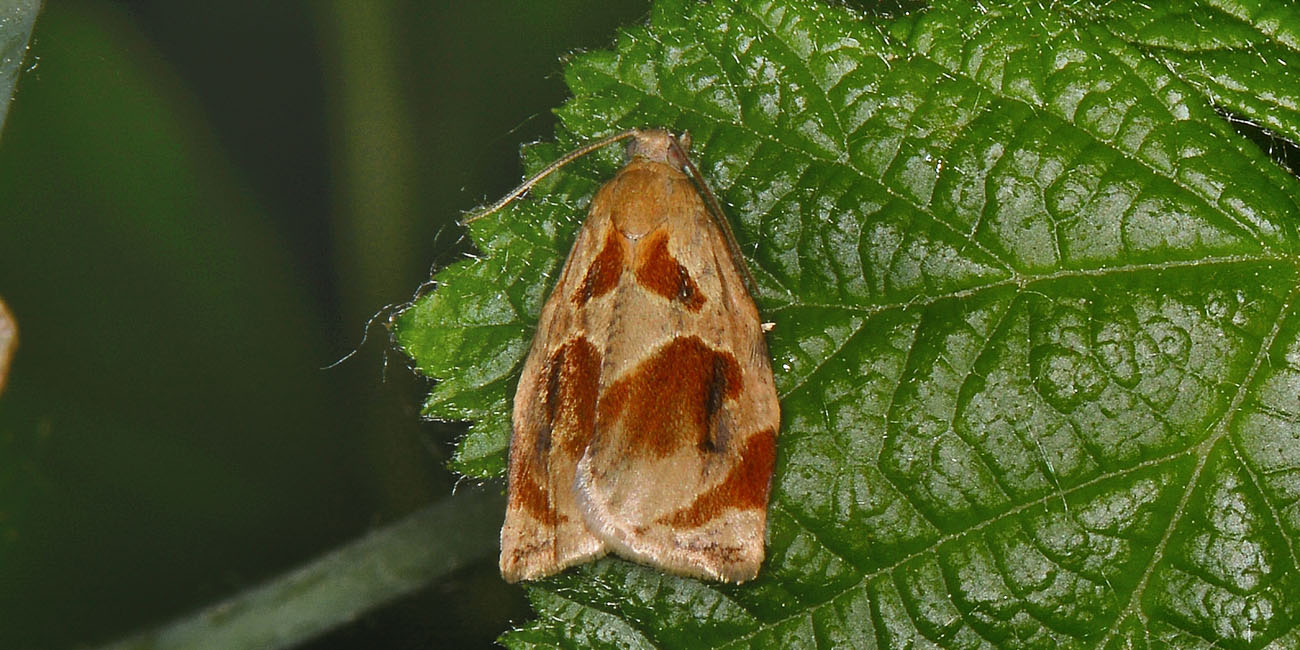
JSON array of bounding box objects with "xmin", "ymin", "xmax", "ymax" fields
[{"xmin": 476, "ymin": 129, "xmax": 779, "ymax": 583}]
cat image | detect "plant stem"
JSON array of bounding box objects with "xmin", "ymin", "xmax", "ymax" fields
[{"xmin": 99, "ymin": 489, "xmax": 502, "ymax": 650}]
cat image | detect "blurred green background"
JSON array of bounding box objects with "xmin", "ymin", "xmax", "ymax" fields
[{"xmin": 0, "ymin": 1, "xmax": 647, "ymax": 647}]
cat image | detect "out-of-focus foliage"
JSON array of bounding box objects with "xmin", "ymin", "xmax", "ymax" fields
[{"xmin": 0, "ymin": 1, "xmax": 648, "ymax": 648}]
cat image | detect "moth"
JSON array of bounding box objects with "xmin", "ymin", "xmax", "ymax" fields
[{"xmin": 475, "ymin": 129, "xmax": 779, "ymax": 583}]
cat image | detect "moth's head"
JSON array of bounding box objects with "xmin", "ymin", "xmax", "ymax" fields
[{"xmin": 625, "ymin": 129, "xmax": 692, "ymax": 168}]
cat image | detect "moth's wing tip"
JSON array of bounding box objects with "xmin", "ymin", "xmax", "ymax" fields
[
  {"xmin": 498, "ymin": 544, "xmax": 529, "ymax": 583},
  {"xmin": 718, "ymin": 550, "xmax": 764, "ymax": 584},
  {"xmin": 642, "ymin": 546, "xmax": 764, "ymax": 584},
  {"xmin": 499, "ymin": 557, "xmax": 561, "ymax": 584},
  {"xmin": 499, "ymin": 526, "xmax": 536, "ymax": 583},
  {"xmin": 499, "ymin": 562, "xmax": 525, "ymax": 584},
  {"xmin": 500, "ymin": 561, "xmax": 553, "ymax": 584},
  {"xmin": 500, "ymin": 521, "xmax": 612, "ymax": 584}
]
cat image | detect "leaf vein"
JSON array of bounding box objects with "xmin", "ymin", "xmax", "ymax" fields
[
  {"xmin": 719, "ymin": 449, "xmax": 1193, "ymax": 648},
  {"xmin": 1094, "ymin": 279, "xmax": 1300, "ymax": 648}
]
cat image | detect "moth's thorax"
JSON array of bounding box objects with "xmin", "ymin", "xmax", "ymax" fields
[
  {"xmin": 596, "ymin": 160, "xmax": 702, "ymax": 239},
  {"xmin": 623, "ymin": 129, "xmax": 689, "ymax": 168}
]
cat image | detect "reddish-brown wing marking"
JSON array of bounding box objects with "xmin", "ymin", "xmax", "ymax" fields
[{"xmin": 499, "ymin": 130, "xmax": 779, "ymax": 583}]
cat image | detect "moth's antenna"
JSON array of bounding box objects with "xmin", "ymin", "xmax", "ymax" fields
[
  {"xmin": 462, "ymin": 128, "xmax": 642, "ymax": 225},
  {"xmin": 669, "ymin": 133, "xmax": 761, "ymax": 297}
]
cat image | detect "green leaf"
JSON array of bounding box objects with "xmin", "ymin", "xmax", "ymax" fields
[
  {"xmin": 395, "ymin": 0, "xmax": 1300, "ymax": 646},
  {"xmin": 1092, "ymin": 0, "xmax": 1300, "ymax": 146}
]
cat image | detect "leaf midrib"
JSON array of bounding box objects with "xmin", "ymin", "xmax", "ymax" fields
[{"xmin": 764, "ymin": 253, "xmax": 1294, "ymax": 315}]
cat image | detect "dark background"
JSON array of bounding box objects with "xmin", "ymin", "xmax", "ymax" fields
[{"xmin": 0, "ymin": 1, "xmax": 648, "ymax": 648}]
